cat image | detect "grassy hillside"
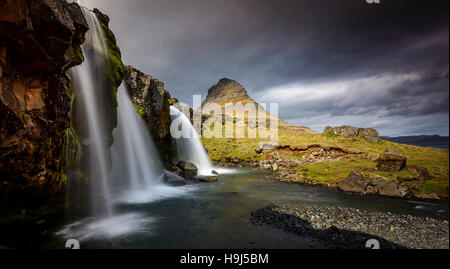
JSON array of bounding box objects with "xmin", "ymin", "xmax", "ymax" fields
[{"xmin": 202, "ymin": 127, "xmax": 449, "ymax": 198}]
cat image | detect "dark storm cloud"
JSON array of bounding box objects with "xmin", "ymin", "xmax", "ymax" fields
[{"xmin": 80, "ymin": 0, "xmax": 449, "ymax": 136}]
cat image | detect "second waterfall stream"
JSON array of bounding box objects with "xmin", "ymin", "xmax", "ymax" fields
[{"xmin": 59, "ymin": 8, "xmax": 196, "ymax": 241}]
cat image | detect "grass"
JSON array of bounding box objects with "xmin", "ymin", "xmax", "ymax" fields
[{"xmin": 202, "ymin": 125, "xmax": 449, "ymax": 197}]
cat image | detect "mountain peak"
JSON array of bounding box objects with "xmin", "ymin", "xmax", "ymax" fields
[{"xmin": 202, "ymin": 78, "xmax": 252, "ymax": 107}]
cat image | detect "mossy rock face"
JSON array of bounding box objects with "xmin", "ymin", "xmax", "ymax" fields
[
  {"xmin": 123, "ymin": 65, "xmax": 173, "ymax": 166},
  {"xmin": 89, "ymin": 8, "xmax": 125, "ymax": 109},
  {"xmin": 102, "ymin": 22, "xmax": 124, "ymax": 93}
]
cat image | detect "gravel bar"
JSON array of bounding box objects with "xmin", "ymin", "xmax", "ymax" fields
[{"xmin": 251, "ymin": 204, "xmax": 449, "ymax": 249}]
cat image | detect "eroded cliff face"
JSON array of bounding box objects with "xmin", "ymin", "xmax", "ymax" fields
[
  {"xmin": 0, "ymin": 0, "xmax": 88, "ymax": 202},
  {"xmin": 123, "ymin": 65, "xmax": 172, "ymax": 167}
]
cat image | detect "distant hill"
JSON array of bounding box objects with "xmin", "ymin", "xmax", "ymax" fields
[
  {"xmin": 201, "ymin": 78, "xmax": 314, "ymax": 133},
  {"xmin": 380, "ymin": 135, "xmax": 449, "ymax": 148}
]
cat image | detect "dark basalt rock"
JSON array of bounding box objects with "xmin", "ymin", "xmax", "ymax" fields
[
  {"xmin": 0, "ymin": 0, "xmax": 88, "ymax": 202},
  {"xmin": 176, "ymin": 161, "xmax": 198, "ymax": 180},
  {"xmin": 93, "ymin": 8, "xmax": 110, "ymax": 28},
  {"xmin": 163, "ymin": 170, "xmax": 187, "ymax": 186}
]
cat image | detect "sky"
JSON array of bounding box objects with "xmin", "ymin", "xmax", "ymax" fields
[{"xmin": 79, "ymin": 0, "xmax": 449, "ymax": 136}]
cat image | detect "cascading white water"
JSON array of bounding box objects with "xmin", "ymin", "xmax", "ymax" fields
[
  {"xmin": 70, "ymin": 8, "xmax": 113, "ymax": 217},
  {"xmin": 170, "ymin": 106, "xmax": 215, "ymax": 175},
  {"xmin": 59, "ymin": 7, "xmax": 198, "ymax": 241},
  {"xmin": 112, "ymin": 85, "xmax": 163, "ymax": 191}
]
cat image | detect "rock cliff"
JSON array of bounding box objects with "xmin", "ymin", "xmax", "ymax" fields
[
  {"xmin": 123, "ymin": 65, "xmax": 172, "ymax": 166},
  {"xmin": 0, "ymin": 0, "xmax": 88, "ymax": 202}
]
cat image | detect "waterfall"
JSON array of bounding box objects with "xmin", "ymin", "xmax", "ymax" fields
[
  {"xmin": 70, "ymin": 8, "xmax": 113, "ymax": 217},
  {"xmin": 170, "ymin": 106, "xmax": 215, "ymax": 175},
  {"xmin": 59, "ymin": 8, "xmax": 197, "ymax": 241},
  {"xmin": 112, "ymin": 85, "xmax": 164, "ymax": 191}
]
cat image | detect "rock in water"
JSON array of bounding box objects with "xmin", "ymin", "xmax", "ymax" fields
[
  {"xmin": 163, "ymin": 170, "xmax": 187, "ymax": 186},
  {"xmin": 376, "ymin": 148, "xmax": 407, "ymax": 172},
  {"xmin": 194, "ymin": 175, "xmax": 218, "ymax": 183},
  {"xmin": 176, "ymin": 161, "xmax": 198, "ymax": 180}
]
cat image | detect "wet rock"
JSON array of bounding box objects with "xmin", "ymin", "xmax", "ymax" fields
[
  {"xmin": 173, "ymin": 102, "xmax": 194, "ymax": 123},
  {"xmin": 176, "ymin": 161, "xmax": 198, "ymax": 179},
  {"xmin": 92, "ymin": 8, "xmax": 110, "ymax": 27},
  {"xmin": 163, "ymin": 170, "xmax": 186, "ymax": 186},
  {"xmin": 376, "ymin": 148, "xmax": 407, "ymax": 172},
  {"xmin": 194, "ymin": 175, "xmax": 218, "ymax": 183}
]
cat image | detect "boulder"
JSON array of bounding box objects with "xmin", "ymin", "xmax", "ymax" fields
[
  {"xmin": 377, "ymin": 181, "xmax": 409, "ymax": 198},
  {"xmin": 339, "ymin": 170, "xmax": 410, "ymax": 198},
  {"xmin": 176, "ymin": 161, "xmax": 198, "ymax": 179},
  {"xmin": 324, "ymin": 126, "xmax": 379, "ymax": 143},
  {"xmin": 361, "ymin": 128, "xmax": 379, "ymax": 143},
  {"xmin": 338, "ymin": 171, "xmax": 368, "ymax": 194},
  {"xmin": 405, "ymin": 165, "xmax": 431, "ymax": 184},
  {"xmin": 163, "ymin": 170, "xmax": 186, "ymax": 186},
  {"xmin": 376, "ymin": 148, "xmax": 407, "ymax": 172}
]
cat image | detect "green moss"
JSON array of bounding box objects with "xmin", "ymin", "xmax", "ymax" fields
[
  {"xmin": 75, "ymin": 45, "xmax": 84, "ymax": 63},
  {"xmin": 134, "ymin": 103, "xmax": 145, "ymax": 118},
  {"xmin": 202, "ymin": 127, "xmax": 449, "ymax": 197},
  {"xmin": 297, "ymin": 159, "xmax": 374, "ymax": 183},
  {"xmin": 99, "ymin": 22, "xmax": 124, "ymax": 108},
  {"xmin": 102, "ymin": 23, "xmax": 124, "ymax": 89}
]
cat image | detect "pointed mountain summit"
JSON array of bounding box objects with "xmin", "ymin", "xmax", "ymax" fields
[
  {"xmin": 201, "ymin": 78, "xmax": 255, "ymax": 107},
  {"xmin": 201, "ymin": 78, "xmax": 313, "ymax": 133}
]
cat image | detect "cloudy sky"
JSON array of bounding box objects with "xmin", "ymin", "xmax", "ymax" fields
[{"xmin": 80, "ymin": 0, "xmax": 449, "ymax": 136}]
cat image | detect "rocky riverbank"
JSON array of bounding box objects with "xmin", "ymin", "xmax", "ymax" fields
[
  {"xmin": 213, "ymin": 146, "xmax": 446, "ymax": 200},
  {"xmin": 251, "ymin": 203, "xmax": 449, "ymax": 249}
]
